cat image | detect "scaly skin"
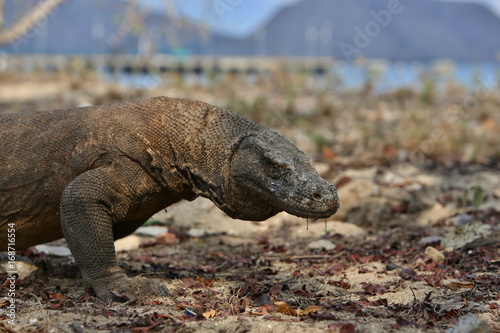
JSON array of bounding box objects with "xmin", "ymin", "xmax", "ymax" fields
[{"xmin": 0, "ymin": 97, "xmax": 339, "ymax": 301}]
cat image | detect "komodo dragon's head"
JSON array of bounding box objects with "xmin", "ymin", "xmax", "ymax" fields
[{"xmin": 220, "ymin": 133, "xmax": 340, "ymax": 221}]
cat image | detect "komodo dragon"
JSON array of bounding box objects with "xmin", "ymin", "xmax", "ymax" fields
[{"xmin": 0, "ymin": 97, "xmax": 339, "ymax": 301}]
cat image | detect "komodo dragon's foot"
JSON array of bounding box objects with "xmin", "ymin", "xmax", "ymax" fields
[{"xmin": 90, "ymin": 275, "xmax": 170, "ymax": 302}]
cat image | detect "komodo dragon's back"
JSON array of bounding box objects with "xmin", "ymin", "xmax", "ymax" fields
[{"xmin": 0, "ymin": 97, "xmax": 339, "ymax": 301}]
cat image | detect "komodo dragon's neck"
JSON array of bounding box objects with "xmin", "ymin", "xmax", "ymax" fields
[{"xmin": 137, "ymin": 97, "xmax": 261, "ymax": 204}]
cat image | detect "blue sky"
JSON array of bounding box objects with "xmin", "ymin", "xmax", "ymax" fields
[
  {"xmin": 138, "ymin": 0, "xmax": 299, "ymax": 37},
  {"xmin": 138, "ymin": 0, "xmax": 500, "ymax": 37}
]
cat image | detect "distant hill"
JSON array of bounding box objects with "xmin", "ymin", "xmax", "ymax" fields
[
  {"xmin": 211, "ymin": 0, "xmax": 500, "ymax": 61},
  {"xmin": 2, "ymin": 0, "xmax": 500, "ymax": 61}
]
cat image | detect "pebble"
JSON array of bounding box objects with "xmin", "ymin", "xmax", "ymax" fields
[
  {"xmin": 69, "ymin": 322, "xmax": 84, "ymax": 333},
  {"xmin": 188, "ymin": 228, "xmax": 206, "ymax": 238},
  {"xmin": 424, "ymin": 246, "xmax": 445, "ymax": 262},
  {"xmin": 135, "ymin": 226, "xmax": 168, "ymax": 236},
  {"xmin": 0, "ymin": 261, "xmax": 40, "ymax": 279},
  {"xmin": 451, "ymin": 214, "xmax": 475, "ymax": 226},
  {"xmin": 308, "ymin": 239, "xmax": 336, "ymax": 251},
  {"xmin": 446, "ymin": 314, "xmax": 490, "ymax": 333},
  {"xmin": 114, "ymin": 235, "xmax": 142, "ymax": 252},
  {"xmin": 34, "ymin": 244, "xmax": 72, "ymax": 257},
  {"xmin": 418, "ymin": 236, "xmax": 442, "ymax": 245},
  {"xmin": 442, "ymin": 221, "xmax": 493, "ymax": 249}
]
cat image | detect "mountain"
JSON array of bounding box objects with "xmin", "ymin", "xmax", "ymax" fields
[
  {"xmin": 208, "ymin": 0, "xmax": 500, "ymax": 61},
  {"xmin": 2, "ymin": 0, "xmax": 500, "ymax": 61}
]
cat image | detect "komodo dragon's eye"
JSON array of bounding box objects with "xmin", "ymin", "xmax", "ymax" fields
[{"xmin": 267, "ymin": 161, "xmax": 290, "ymax": 178}]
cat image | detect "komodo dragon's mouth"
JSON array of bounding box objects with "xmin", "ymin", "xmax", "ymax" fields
[
  {"xmin": 267, "ymin": 184, "xmax": 340, "ymax": 219},
  {"xmin": 278, "ymin": 195, "xmax": 340, "ymax": 219}
]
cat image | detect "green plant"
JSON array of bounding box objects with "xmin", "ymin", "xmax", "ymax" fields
[
  {"xmin": 471, "ymin": 186, "xmax": 485, "ymax": 210},
  {"xmin": 461, "ymin": 186, "xmax": 485, "ymax": 210}
]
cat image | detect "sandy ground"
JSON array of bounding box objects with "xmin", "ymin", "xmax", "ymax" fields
[{"xmin": 0, "ymin": 72, "xmax": 499, "ymax": 332}]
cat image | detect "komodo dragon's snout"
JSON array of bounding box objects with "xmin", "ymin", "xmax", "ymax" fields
[{"xmin": 226, "ymin": 135, "xmax": 339, "ymax": 221}]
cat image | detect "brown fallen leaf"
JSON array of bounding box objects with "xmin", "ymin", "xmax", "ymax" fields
[
  {"xmin": 274, "ymin": 301, "xmax": 297, "ymax": 316},
  {"xmin": 322, "ymin": 146, "xmax": 337, "ymax": 160},
  {"xmin": 157, "ymin": 233, "xmax": 179, "ymax": 245},
  {"xmin": 196, "ymin": 276, "xmax": 214, "ymax": 287},
  {"xmin": 297, "ymin": 305, "xmax": 322, "ymax": 316},
  {"xmin": 0, "ymin": 322, "xmax": 18, "ymax": 333},
  {"xmin": 250, "ymin": 305, "xmax": 272, "ymax": 316},
  {"xmin": 210, "ymin": 252, "xmax": 228, "ymax": 258},
  {"xmin": 48, "ymin": 292, "xmax": 68, "ymax": 300},
  {"xmin": 174, "ymin": 301, "xmax": 194, "ymax": 310},
  {"xmin": 47, "ymin": 302, "xmax": 63, "ymax": 310},
  {"xmin": 328, "ymin": 322, "xmax": 356, "ymax": 333},
  {"xmin": 102, "ymin": 309, "xmax": 114, "ymax": 317},
  {"xmin": 449, "ymin": 281, "xmax": 474, "ymax": 291},
  {"xmin": 202, "ymin": 309, "xmax": 216, "ymax": 319},
  {"xmin": 274, "ymin": 302, "xmax": 323, "ymax": 317}
]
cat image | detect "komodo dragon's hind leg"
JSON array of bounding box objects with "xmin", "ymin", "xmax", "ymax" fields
[{"xmin": 60, "ymin": 167, "xmax": 169, "ymax": 302}]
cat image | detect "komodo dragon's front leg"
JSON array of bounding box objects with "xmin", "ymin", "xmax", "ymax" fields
[{"xmin": 60, "ymin": 162, "xmax": 170, "ymax": 302}]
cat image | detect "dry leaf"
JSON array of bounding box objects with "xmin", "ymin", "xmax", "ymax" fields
[
  {"xmin": 0, "ymin": 300, "xmax": 11, "ymax": 307},
  {"xmin": 274, "ymin": 301, "xmax": 297, "ymax": 316},
  {"xmin": 48, "ymin": 292, "xmax": 68, "ymax": 300},
  {"xmin": 48, "ymin": 302, "xmax": 63, "ymax": 309},
  {"xmin": 157, "ymin": 233, "xmax": 179, "ymax": 245},
  {"xmin": 202, "ymin": 309, "xmax": 216, "ymax": 319},
  {"xmin": 210, "ymin": 252, "xmax": 228, "ymax": 258},
  {"xmin": 174, "ymin": 302, "xmax": 192, "ymax": 310},
  {"xmin": 297, "ymin": 305, "xmax": 322, "ymax": 316},
  {"xmin": 322, "ymin": 146, "xmax": 337, "ymax": 160},
  {"xmin": 449, "ymin": 281, "xmax": 474, "ymax": 291},
  {"xmin": 250, "ymin": 306, "xmax": 271, "ymax": 316}
]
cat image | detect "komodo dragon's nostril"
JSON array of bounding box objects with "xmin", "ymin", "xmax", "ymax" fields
[{"xmin": 313, "ymin": 192, "xmax": 322, "ymax": 200}]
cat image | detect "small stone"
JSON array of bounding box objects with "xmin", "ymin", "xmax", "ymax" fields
[
  {"xmin": 135, "ymin": 226, "xmax": 168, "ymax": 236},
  {"xmin": 451, "ymin": 214, "xmax": 475, "ymax": 226},
  {"xmin": 424, "ymin": 246, "xmax": 445, "ymax": 262},
  {"xmin": 386, "ymin": 262, "xmax": 398, "ymax": 271},
  {"xmin": 157, "ymin": 232, "xmax": 179, "ymax": 245},
  {"xmin": 69, "ymin": 322, "xmax": 84, "ymax": 333},
  {"xmin": 114, "ymin": 235, "xmax": 142, "ymax": 252},
  {"xmin": 419, "ymin": 236, "xmax": 442, "ymax": 245},
  {"xmin": 442, "ymin": 221, "xmax": 493, "ymax": 249},
  {"xmin": 400, "ymin": 268, "xmax": 416, "ymax": 280},
  {"xmin": 308, "ymin": 239, "xmax": 335, "ymax": 251},
  {"xmin": 0, "ymin": 261, "xmax": 39, "ymax": 280},
  {"xmin": 34, "ymin": 245, "xmax": 72, "ymax": 257},
  {"xmin": 446, "ymin": 314, "xmax": 490, "ymax": 333},
  {"xmin": 188, "ymin": 228, "xmax": 206, "ymax": 238}
]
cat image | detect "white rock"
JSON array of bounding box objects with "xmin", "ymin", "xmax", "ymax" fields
[
  {"xmin": 0, "ymin": 261, "xmax": 39, "ymax": 280},
  {"xmin": 419, "ymin": 236, "xmax": 442, "ymax": 244},
  {"xmin": 114, "ymin": 235, "xmax": 143, "ymax": 252},
  {"xmin": 446, "ymin": 314, "xmax": 490, "ymax": 333},
  {"xmin": 442, "ymin": 221, "xmax": 493, "ymax": 249},
  {"xmin": 135, "ymin": 226, "xmax": 168, "ymax": 236},
  {"xmin": 308, "ymin": 239, "xmax": 336, "ymax": 251},
  {"xmin": 424, "ymin": 246, "xmax": 445, "ymax": 262},
  {"xmin": 451, "ymin": 214, "xmax": 474, "ymax": 226},
  {"xmin": 34, "ymin": 245, "xmax": 72, "ymax": 257},
  {"xmin": 188, "ymin": 228, "xmax": 206, "ymax": 238}
]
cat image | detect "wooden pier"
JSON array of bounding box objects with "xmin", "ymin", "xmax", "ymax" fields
[{"xmin": 0, "ymin": 54, "xmax": 334, "ymax": 75}]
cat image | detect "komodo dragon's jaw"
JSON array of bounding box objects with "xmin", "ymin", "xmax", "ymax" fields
[{"xmin": 227, "ymin": 134, "xmax": 340, "ymax": 221}]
